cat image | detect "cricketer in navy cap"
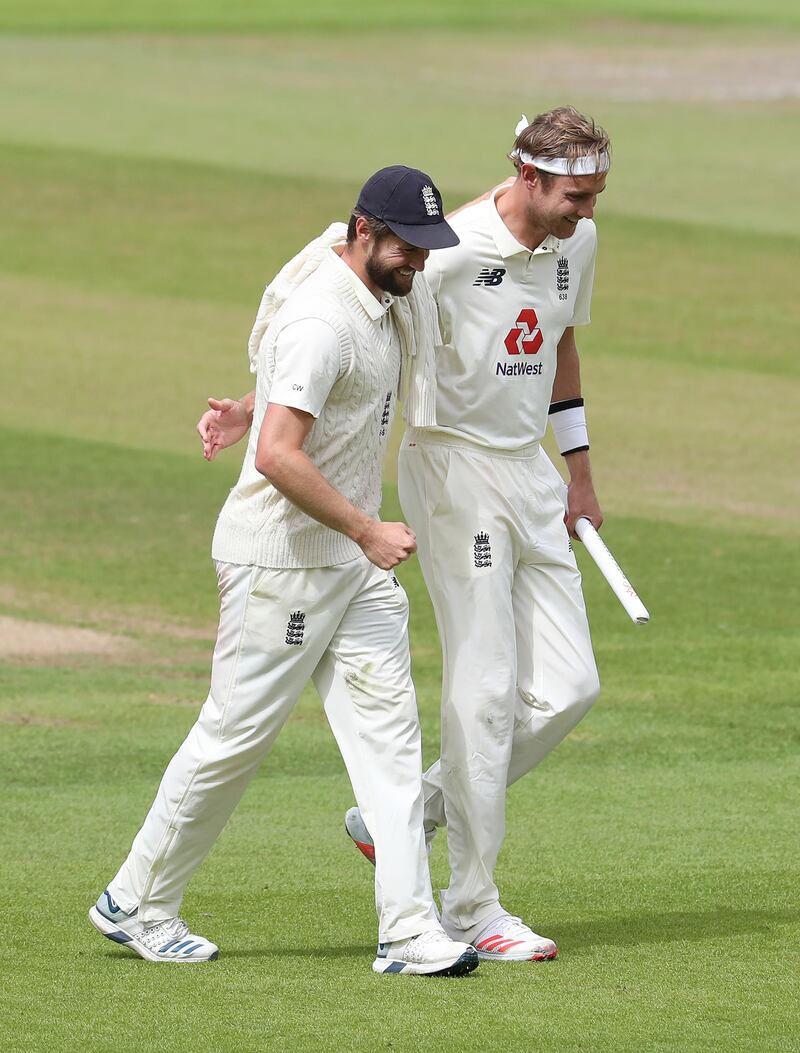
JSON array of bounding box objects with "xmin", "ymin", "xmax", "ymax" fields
[{"xmin": 355, "ymin": 166, "xmax": 459, "ymax": 250}]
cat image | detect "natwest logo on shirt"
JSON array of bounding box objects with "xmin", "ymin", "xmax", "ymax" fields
[
  {"xmin": 504, "ymin": 308, "xmax": 543, "ymax": 355},
  {"xmin": 497, "ymin": 308, "xmax": 544, "ymax": 377}
]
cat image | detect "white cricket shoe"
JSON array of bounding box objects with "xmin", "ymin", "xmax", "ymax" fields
[
  {"xmin": 89, "ymin": 889, "xmax": 219, "ymax": 962},
  {"xmin": 373, "ymin": 928, "xmax": 479, "ymax": 976},
  {"xmin": 443, "ymin": 911, "xmax": 557, "ymax": 962}
]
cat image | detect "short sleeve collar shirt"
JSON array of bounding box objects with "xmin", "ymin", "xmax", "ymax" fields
[
  {"xmin": 269, "ymin": 250, "xmax": 397, "ymax": 418},
  {"xmin": 424, "ymin": 188, "xmax": 598, "ymax": 449}
]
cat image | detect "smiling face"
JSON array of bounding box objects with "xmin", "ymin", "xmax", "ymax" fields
[
  {"xmin": 528, "ymin": 169, "xmax": 607, "ymax": 240},
  {"xmin": 364, "ymin": 232, "xmax": 429, "ymax": 297}
]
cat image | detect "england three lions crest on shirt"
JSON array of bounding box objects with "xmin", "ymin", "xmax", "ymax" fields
[{"xmin": 556, "ymin": 256, "xmax": 569, "ymax": 299}]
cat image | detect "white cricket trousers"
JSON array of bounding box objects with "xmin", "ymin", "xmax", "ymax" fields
[
  {"xmin": 398, "ymin": 431, "xmax": 601, "ymax": 932},
  {"xmin": 109, "ymin": 556, "xmax": 439, "ymax": 944}
]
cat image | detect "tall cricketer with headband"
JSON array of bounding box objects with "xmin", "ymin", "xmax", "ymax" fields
[
  {"xmin": 198, "ymin": 107, "xmax": 612, "ymax": 962},
  {"xmin": 348, "ymin": 106, "xmax": 611, "ymax": 962}
]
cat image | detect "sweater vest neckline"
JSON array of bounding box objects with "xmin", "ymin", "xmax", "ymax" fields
[{"xmin": 323, "ymin": 258, "xmax": 397, "ymax": 369}]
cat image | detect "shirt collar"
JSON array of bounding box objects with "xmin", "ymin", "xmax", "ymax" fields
[
  {"xmin": 329, "ymin": 248, "xmax": 395, "ymax": 320},
  {"xmin": 487, "ymin": 188, "xmax": 562, "ymax": 259}
]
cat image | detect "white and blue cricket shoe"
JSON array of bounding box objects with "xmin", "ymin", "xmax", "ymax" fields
[
  {"xmin": 88, "ymin": 889, "xmax": 219, "ymax": 962},
  {"xmin": 373, "ymin": 929, "xmax": 479, "ymax": 977}
]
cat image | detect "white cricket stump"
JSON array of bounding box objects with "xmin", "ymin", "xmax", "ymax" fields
[{"xmin": 574, "ymin": 517, "xmax": 650, "ymax": 625}]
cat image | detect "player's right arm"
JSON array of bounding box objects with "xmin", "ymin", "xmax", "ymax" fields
[
  {"xmin": 197, "ymin": 391, "xmax": 256, "ymax": 461},
  {"xmin": 255, "ymin": 405, "xmax": 415, "ymax": 570},
  {"xmin": 255, "ymin": 317, "xmax": 415, "ymax": 570}
]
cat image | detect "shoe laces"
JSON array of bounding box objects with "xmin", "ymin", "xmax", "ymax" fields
[
  {"xmin": 475, "ymin": 913, "xmax": 555, "ymax": 951},
  {"xmin": 139, "ymin": 917, "xmax": 190, "ymax": 950},
  {"xmin": 478, "ymin": 913, "xmax": 528, "ymax": 939},
  {"xmin": 499, "ymin": 914, "xmax": 524, "ymax": 933},
  {"xmin": 404, "ymin": 929, "xmax": 451, "ymax": 963}
]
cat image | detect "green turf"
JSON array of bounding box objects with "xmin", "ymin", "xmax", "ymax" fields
[
  {"xmin": 2, "ymin": 5, "xmax": 799, "ymax": 1051},
  {"xmin": 2, "ymin": 0, "xmax": 800, "ymax": 31},
  {"xmin": 1, "ymin": 463, "xmax": 798, "ymax": 1051},
  {"xmin": 2, "ymin": 35, "xmax": 799, "ymax": 240}
]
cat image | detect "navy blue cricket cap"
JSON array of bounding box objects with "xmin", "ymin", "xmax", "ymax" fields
[{"xmin": 355, "ymin": 166, "xmax": 459, "ymax": 250}]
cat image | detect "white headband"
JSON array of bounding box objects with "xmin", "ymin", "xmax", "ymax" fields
[{"xmin": 511, "ymin": 113, "xmax": 610, "ymax": 176}]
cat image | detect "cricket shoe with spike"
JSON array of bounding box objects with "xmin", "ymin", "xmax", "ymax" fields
[
  {"xmin": 88, "ymin": 889, "xmax": 219, "ymax": 962},
  {"xmin": 373, "ymin": 928, "xmax": 479, "ymax": 976},
  {"xmin": 443, "ymin": 911, "xmax": 557, "ymax": 962},
  {"xmin": 344, "ymin": 806, "xmax": 435, "ymax": 866},
  {"xmin": 344, "ymin": 806, "xmax": 376, "ymax": 864},
  {"xmin": 344, "ymin": 808, "xmax": 442, "ymax": 924}
]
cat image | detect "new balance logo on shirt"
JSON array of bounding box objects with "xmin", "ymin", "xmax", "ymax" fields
[{"xmin": 473, "ymin": 268, "xmax": 506, "ymax": 287}]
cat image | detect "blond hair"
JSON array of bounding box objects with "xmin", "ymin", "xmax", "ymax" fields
[{"xmin": 509, "ymin": 106, "xmax": 611, "ymax": 177}]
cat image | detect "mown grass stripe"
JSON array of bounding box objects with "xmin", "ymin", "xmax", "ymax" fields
[{"xmin": 2, "ymin": 0, "xmax": 800, "ymax": 32}]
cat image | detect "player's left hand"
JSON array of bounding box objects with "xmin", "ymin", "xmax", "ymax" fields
[
  {"xmin": 565, "ymin": 478, "xmax": 603, "ymax": 539},
  {"xmin": 197, "ymin": 397, "xmax": 251, "ymax": 461}
]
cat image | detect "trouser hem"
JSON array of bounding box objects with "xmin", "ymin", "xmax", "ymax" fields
[
  {"xmin": 441, "ymin": 902, "xmax": 503, "ymax": 940},
  {"xmin": 379, "ymin": 918, "xmax": 442, "ymax": 944},
  {"xmin": 104, "ymin": 883, "xmax": 141, "ymax": 919}
]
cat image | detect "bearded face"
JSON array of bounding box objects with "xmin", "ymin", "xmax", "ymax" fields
[{"xmin": 364, "ymin": 234, "xmax": 428, "ymax": 297}]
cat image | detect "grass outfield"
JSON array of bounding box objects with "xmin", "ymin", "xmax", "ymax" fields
[
  {"xmin": 3, "ymin": 0, "xmax": 800, "ymax": 32},
  {"xmin": 2, "ymin": 3, "xmax": 799, "ymax": 1050},
  {"xmin": 2, "ymin": 435, "xmax": 798, "ymax": 1052}
]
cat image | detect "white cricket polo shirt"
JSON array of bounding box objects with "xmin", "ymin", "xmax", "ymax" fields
[
  {"xmin": 269, "ymin": 250, "xmax": 397, "ymax": 417},
  {"xmin": 423, "ymin": 188, "xmax": 597, "ymax": 450}
]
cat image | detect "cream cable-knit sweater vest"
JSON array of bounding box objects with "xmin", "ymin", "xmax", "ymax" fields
[{"xmin": 212, "ymin": 255, "xmax": 399, "ymax": 569}]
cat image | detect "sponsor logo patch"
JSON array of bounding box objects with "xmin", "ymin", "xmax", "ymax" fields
[
  {"xmin": 496, "ymin": 360, "xmax": 543, "ymax": 376},
  {"xmin": 473, "ymin": 267, "xmax": 506, "ymax": 287},
  {"xmin": 497, "ymin": 307, "xmax": 545, "ymax": 375},
  {"xmin": 504, "ymin": 308, "xmax": 543, "ymax": 356}
]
